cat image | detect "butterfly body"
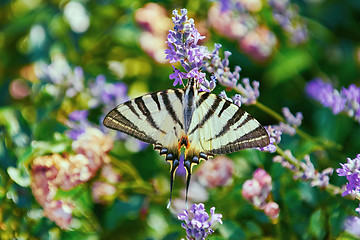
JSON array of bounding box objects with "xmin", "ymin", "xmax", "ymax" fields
[{"xmin": 103, "ymin": 78, "xmax": 270, "ymax": 207}]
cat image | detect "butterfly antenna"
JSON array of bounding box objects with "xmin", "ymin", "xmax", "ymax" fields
[{"xmin": 167, "ymin": 158, "xmax": 179, "ymax": 209}]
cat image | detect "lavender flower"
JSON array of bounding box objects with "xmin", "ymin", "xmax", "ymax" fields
[
  {"xmin": 35, "ymin": 56, "xmax": 84, "ymax": 98},
  {"xmin": 344, "ymin": 216, "xmax": 360, "ymax": 237},
  {"xmin": 336, "ymin": 154, "xmax": 360, "ymax": 198},
  {"xmin": 273, "ymin": 150, "xmax": 297, "ymax": 170},
  {"xmin": 219, "ymin": 0, "xmax": 232, "ymax": 12},
  {"xmin": 89, "ymin": 75, "xmax": 128, "ymax": 110},
  {"xmin": 257, "ymin": 125, "xmax": 282, "ymax": 153},
  {"xmin": 258, "ymin": 107, "xmax": 302, "ymax": 152},
  {"xmin": 341, "ymin": 84, "xmax": 360, "ymax": 120},
  {"xmin": 178, "ymin": 203, "xmax": 223, "ymax": 240},
  {"xmin": 306, "ymin": 78, "xmax": 360, "ymax": 122},
  {"xmin": 234, "ymin": 78, "xmax": 260, "ymax": 105},
  {"xmin": 166, "ymin": 9, "xmax": 264, "ymax": 106},
  {"xmin": 66, "ymin": 110, "xmax": 91, "ymax": 140},
  {"xmin": 271, "ymin": 107, "xmax": 303, "ymax": 136},
  {"xmin": 282, "ymin": 107, "xmax": 303, "ymax": 126},
  {"xmin": 169, "ymin": 66, "xmax": 186, "ymax": 87},
  {"xmin": 268, "ymin": 0, "xmax": 308, "ymax": 44},
  {"xmin": 293, "ymin": 155, "xmax": 334, "ymax": 188},
  {"xmin": 165, "ymin": 9, "xmax": 210, "ymax": 82},
  {"xmin": 204, "ymin": 45, "xmax": 261, "ymax": 104},
  {"xmin": 274, "ymin": 151, "xmax": 334, "ymax": 188}
]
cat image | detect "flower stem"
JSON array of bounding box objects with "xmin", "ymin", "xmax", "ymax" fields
[
  {"xmin": 254, "ymin": 101, "xmax": 341, "ymax": 151},
  {"xmin": 275, "ymin": 145, "xmax": 343, "ymax": 197},
  {"xmin": 254, "ymin": 101, "xmax": 284, "ymax": 122}
]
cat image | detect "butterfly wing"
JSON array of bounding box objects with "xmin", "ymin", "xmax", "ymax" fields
[
  {"xmin": 103, "ymin": 88, "xmax": 186, "ymax": 207},
  {"xmin": 187, "ymin": 92, "xmax": 270, "ymax": 155},
  {"xmin": 103, "ymin": 89, "xmax": 185, "ymax": 149}
]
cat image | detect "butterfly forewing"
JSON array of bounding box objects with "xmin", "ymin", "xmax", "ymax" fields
[
  {"xmin": 103, "ymin": 89, "xmax": 185, "ymax": 148},
  {"xmin": 188, "ymin": 92, "xmax": 270, "ymax": 155}
]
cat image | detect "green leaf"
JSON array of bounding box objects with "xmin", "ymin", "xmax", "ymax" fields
[
  {"xmin": 309, "ymin": 209, "xmax": 326, "ymax": 239},
  {"xmin": 219, "ymin": 220, "xmax": 245, "ymax": 240},
  {"xmin": 264, "ymin": 49, "xmax": 312, "ymax": 86},
  {"xmin": 7, "ymin": 166, "xmax": 30, "ymax": 187},
  {"xmin": 103, "ymin": 196, "xmax": 144, "ymax": 230}
]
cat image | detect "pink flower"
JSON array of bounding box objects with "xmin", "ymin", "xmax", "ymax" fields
[
  {"xmin": 31, "ymin": 154, "xmax": 62, "ymax": 206},
  {"xmin": 30, "ymin": 128, "xmax": 114, "ymax": 229},
  {"xmin": 253, "ymin": 168, "xmax": 272, "ymax": 187},
  {"xmin": 43, "ymin": 201, "xmax": 74, "ymax": 229},
  {"xmin": 72, "ymin": 127, "xmax": 113, "ymax": 173},
  {"xmin": 91, "ymin": 164, "xmax": 122, "ymax": 204},
  {"xmin": 239, "ymin": 26, "xmax": 277, "ymax": 62},
  {"xmin": 196, "ymin": 156, "xmax": 234, "ymax": 188},
  {"xmin": 134, "ymin": 3, "xmax": 172, "ymax": 63},
  {"xmin": 92, "ymin": 181, "xmax": 117, "ymax": 204},
  {"xmin": 242, "ymin": 168, "xmax": 280, "ymax": 219},
  {"xmin": 264, "ymin": 202, "xmax": 280, "ymax": 220},
  {"xmin": 241, "ymin": 179, "xmax": 261, "ymax": 201},
  {"xmin": 100, "ymin": 164, "xmax": 122, "ymax": 184},
  {"xmin": 9, "ymin": 79, "xmax": 30, "ymax": 99}
]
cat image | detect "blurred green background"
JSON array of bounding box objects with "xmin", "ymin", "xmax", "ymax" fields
[{"xmin": 1, "ymin": 0, "xmax": 360, "ymax": 239}]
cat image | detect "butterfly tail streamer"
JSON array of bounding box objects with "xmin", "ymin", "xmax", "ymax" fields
[
  {"xmin": 167, "ymin": 156, "xmax": 180, "ymax": 209},
  {"xmin": 184, "ymin": 161, "xmax": 192, "ymax": 210}
]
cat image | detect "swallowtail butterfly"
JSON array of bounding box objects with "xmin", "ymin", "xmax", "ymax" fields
[{"xmin": 103, "ymin": 78, "xmax": 270, "ymax": 207}]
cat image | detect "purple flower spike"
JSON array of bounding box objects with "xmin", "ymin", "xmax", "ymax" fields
[
  {"xmin": 234, "ymin": 78, "xmax": 260, "ymax": 105},
  {"xmin": 66, "ymin": 110, "xmax": 91, "ymax": 140},
  {"xmin": 282, "ymin": 107, "xmax": 303, "ymax": 127},
  {"xmin": 170, "ymin": 66, "xmax": 186, "ymax": 86},
  {"xmin": 165, "ymin": 8, "xmax": 211, "ymax": 87},
  {"xmin": 337, "ymin": 154, "xmax": 360, "ymax": 198},
  {"xmin": 292, "ymin": 155, "xmax": 333, "ymax": 188},
  {"xmin": 344, "ymin": 216, "xmax": 360, "ymax": 237},
  {"xmin": 257, "ymin": 125, "xmax": 281, "ymax": 153},
  {"xmin": 178, "ymin": 203, "xmax": 222, "ymax": 240},
  {"xmin": 68, "ymin": 110, "xmax": 88, "ymax": 121},
  {"xmin": 305, "ymin": 78, "xmax": 360, "ymax": 121}
]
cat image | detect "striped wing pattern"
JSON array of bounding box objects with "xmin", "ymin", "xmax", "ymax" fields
[
  {"xmin": 104, "ymin": 89, "xmax": 185, "ymax": 149},
  {"xmin": 103, "ymin": 80, "xmax": 270, "ymax": 207},
  {"xmin": 188, "ymin": 92, "xmax": 269, "ymax": 155}
]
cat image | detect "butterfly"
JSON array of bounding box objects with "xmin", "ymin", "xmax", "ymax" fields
[{"xmin": 103, "ymin": 78, "xmax": 270, "ymax": 208}]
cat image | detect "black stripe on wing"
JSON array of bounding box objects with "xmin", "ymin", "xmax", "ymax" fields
[
  {"xmin": 134, "ymin": 97, "xmax": 166, "ymax": 134},
  {"xmin": 161, "ymin": 90, "xmax": 184, "ymax": 129},
  {"xmin": 174, "ymin": 89, "xmax": 183, "ymax": 102},
  {"xmin": 218, "ymin": 100, "xmax": 231, "ymax": 117},
  {"xmin": 197, "ymin": 92, "xmax": 210, "ymax": 106},
  {"xmin": 150, "ymin": 92, "xmax": 161, "ymax": 110},
  {"xmin": 103, "ymin": 109, "xmax": 157, "ymax": 144},
  {"xmin": 124, "ymin": 101, "xmax": 140, "ymax": 119},
  {"xmin": 212, "ymin": 107, "xmax": 247, "ymax": 140},
  {"xmin": 188, "ymin": 96, "xmax": 222, "ymax": 135},
  {"xmin": 207, "ymin": 125, "xmax": 269, "ymax": 154}
]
